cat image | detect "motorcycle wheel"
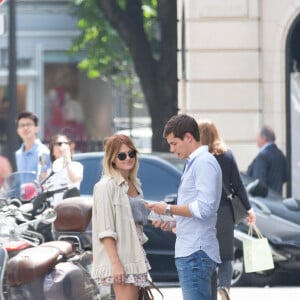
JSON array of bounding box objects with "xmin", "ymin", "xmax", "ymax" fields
[
  {"xmin": 231, "ymin": 244, "xmax": 248, "ymax": 286},
  {"xmin": 231, "ymin": 245, "xmax": 282, "ymax": 287},
  {"xmin": 231, "ymin": 255, "xmax": 244, "ymax": 286},
  {"xmin": 242, "ymin": 266, "xmax": 281, "ymax": 287},
  {"xmin": 232, "ymin": 250, "xmax": 281, "ymax": 287}
]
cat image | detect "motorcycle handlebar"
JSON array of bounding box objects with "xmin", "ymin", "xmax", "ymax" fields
[{"xmin": 32, "ymin": 186, "xmax": 69, "ymax": 214}]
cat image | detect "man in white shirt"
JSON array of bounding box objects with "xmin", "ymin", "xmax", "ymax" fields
[{"xmin": 146, "ymin": 114, "xmax": 222, "ymax": 300}]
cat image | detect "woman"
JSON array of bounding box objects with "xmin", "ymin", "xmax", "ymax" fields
[
  {"xmin": 47, "ymin": 134, "xmax": 83, "ymax": 206},
  {"xmin": 92, "ymin": 134, "xmax": 151, "ymax": 300},
  {"xmin": 198, "ymin": 120, "xmax": 256, "ymax": 300},
  {"xmin": 0, "ymin": 155, "xmax": 12, "ymax": 187}
]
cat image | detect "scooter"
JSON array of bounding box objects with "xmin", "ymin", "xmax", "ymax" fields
[
  {"xmin": 0, "ymin": 198, "xmax": 101, "ymax": 300},
  {"xmin": 0, "ymin": 171, "xmax": 40, "ymax": 207},
  {"xmin": 52, "ymin": 194, "xmax": 111, "ymax": 299},
  {"xmin": 232, "ymin": 175, "xmax": 300, "ymax": 286},
  {"xmin": 0, "ymin": 157, "xmax": 81, "ymax": 243},
  {"xmin": 0, "ymin": 156, "xmax": 80, "ymax": 210}
]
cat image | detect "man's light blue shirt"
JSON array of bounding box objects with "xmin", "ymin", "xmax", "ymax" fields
[
  {"xmin": 175, "ymin": 145, "xmax": 222, "ymax": 263},
  {"xmin": 15, "ymin": 139, "xmax": 51, "ymax": 178}
]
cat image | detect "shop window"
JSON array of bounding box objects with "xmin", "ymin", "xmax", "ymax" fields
[
  {"xmin": 0, "ymin": 84, "xmax": 26, "ymax": 138},
  {"xmin": 43, "ymin": 61, "xmax": 113, "ymax": 152}
]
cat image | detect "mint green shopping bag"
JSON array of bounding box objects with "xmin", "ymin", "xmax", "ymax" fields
[{"xmin": 243, "ymin": 224, "xmax": 274, "ymax": 273}]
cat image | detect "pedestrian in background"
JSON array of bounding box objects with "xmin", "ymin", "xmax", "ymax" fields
[
  {"xmin": 198, "ymin": 119, "xmax": 256, "ymax": 300},
  {"xmin": 0, "ymin": 155, "xmax": 12, "ymax": 187},
  {"xmin": 246, "ymin": 125, "xmax": 288, "ymax": 195},
  {"xmin": 15, "ymin": 111, "xmax": 51, "ymax": 181},
  {"xmin": 47, "ymin": 133, "xmax": 83, "ymax": 206},
  {"xmin": 92, "ymin": 134, "xmax": 151, "ymax": 300},
  {"xmin": 146, "ymin": 114, "xmax": 222, "ymax": 300}
]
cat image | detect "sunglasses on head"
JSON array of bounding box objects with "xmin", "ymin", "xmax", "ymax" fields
[
  {"xmin": 117, "ymin": 150, "xmax": 137, "ymax": 161},
  {"xmin": 55, "ymin": 141, "xmax": 70, "ymax": 147}
]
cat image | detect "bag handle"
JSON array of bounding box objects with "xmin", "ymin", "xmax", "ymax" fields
[
  {"xmin": 149, "ymin": 280, "xmax": 164, "ymax": 299},
  {"xmin": 248, "ymin": 223, "xmax": 264, "ymax": 239}
]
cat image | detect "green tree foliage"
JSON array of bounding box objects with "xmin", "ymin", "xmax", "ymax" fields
[{"xmin": 70, "ymin": 0, "xmax": 178, "ymax": 151}]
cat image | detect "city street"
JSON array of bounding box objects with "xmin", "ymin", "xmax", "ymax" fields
[{"xmin": 152, "ymin": 286, "xmax": 300, "ymax": 300}]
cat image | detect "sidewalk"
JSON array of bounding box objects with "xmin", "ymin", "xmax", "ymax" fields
[{"xmin": 152, "ymin": 286, "xmax": 300, "ymax": 300}]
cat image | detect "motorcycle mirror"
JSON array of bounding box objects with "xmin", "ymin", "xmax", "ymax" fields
[
  {"xmin": 283, "ymin": 198, "xmax": 300, "ymax": 211},
  {"xmin": 246, "ymin": 179, "xmax": 268, "ymax": 197}
]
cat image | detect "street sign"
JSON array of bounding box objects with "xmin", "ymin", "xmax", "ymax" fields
[{"xmin": 0, "ymin": 14, "xmax": 5, "ymax": 35}]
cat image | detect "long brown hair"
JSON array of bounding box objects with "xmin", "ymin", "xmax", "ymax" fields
[
  {"xmin": 198, "ymin": 120, "xmax": 228, "ymax": 155},
  {"xmin": 103, "ymin": 134, "xmax": 139, "ymax": 182}
]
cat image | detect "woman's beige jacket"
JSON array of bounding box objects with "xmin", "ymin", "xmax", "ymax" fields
[{"xmin": 92, "ymin": 175, "xmax": 149, "ymax": 280}]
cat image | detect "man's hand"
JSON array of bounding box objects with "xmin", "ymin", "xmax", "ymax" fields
[{"xmin": 145, "ymin": 201, "xmax": 167, "ymax": 215}]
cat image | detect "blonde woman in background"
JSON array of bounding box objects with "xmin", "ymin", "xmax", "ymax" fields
[{"xmin": 198, "ymin": 120, "xmax": 256, "ymax": 300}]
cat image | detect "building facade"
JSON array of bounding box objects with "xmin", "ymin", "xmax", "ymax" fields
[
  {"xmin": 178, "ymin": 0, "xmax": 300, "ymax": 198},
  {"xmin": 0, "ymin": 0, "xmax": 114, "ymax": 153},
  {"xmin": 1, "ymin": 0, "xmax": 300, "ymax": 198}
]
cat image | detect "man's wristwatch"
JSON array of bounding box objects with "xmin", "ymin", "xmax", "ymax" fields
[{"xmin": 165, "ymin": 204, "xmax": 173, "ymax": 217}]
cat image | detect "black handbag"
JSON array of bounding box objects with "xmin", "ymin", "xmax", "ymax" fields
[
  {"xmin": 222, "ymin": 183, "xmax": 248, "ymax": 224},
  {"xmin": 138, "ymin": 281, "xmax": 164, "ymax": 300}
]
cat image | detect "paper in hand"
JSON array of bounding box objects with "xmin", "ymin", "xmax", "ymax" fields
[{"xmin": 148, "ymin": 210, "xmax": 175, "ymax": 222}]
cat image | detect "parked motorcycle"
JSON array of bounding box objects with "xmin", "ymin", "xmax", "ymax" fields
[
  {"xmin": 232, "ymin": 174, "xmax": 300, "ymax": 286},
  {"xmin": 0, "ymin": 195, "xmax": 101, "ymax": 300},
  {"xmin": 52, "ymin": 195, "xmax": 112, "ymax": 299},
  {"xmin": 0, "ymin": 171, "xmax": 39, "ymax": 207}
]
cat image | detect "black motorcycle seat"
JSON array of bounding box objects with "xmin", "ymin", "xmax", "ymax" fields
[
  {"xmin": 54, "ymin": 196, "xmax": 92, "ymax": 232},
  {"xmin": 40, "ymin": 241, "xmax": 75, "ymax": 259},
  {"xmin": 7, "ymin": 246, "xmax": 61, "ymax": 286}
]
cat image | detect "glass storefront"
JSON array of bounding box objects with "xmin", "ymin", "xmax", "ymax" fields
[
  {"xmin": 43, "ymin": 63, "xmax": 85, "ymax": 141},
  {"xmin": 43, "ymin": 52, "xmax": 114, "ymax": 152},
  {"xmin": 0, "ymin": 83, "xmax": 27, "ymax": 141}
]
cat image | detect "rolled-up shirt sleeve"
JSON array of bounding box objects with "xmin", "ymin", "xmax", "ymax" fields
[
  {"xmin": 187, "ymin": 157, "xmax": 222, "ymax": 220},
  {"xmin": 189, "ymin": 200, "xmax": 201, "ymax": 218}
]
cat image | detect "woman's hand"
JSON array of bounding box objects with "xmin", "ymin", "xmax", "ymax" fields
[
  {"xmin": 152, "ymin": 219, "xmax": 176, "ymax": 232},
  {"xmin": 112, "ymin": 261, "xmax": 126, "ymax": 285},
  {"xmin": 247, "ymin": 210, "xmax": 256, "ymax": 225}
]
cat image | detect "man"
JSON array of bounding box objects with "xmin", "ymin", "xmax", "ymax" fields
[
  {"xmin": 247, "ymin": 126, "xmax": 288, "ymax": 195},
  {"xmin": 146, "ymin": 114, "xmax": 222, "ymax": 300},
  {"xmin": 15, "ymin": 111, "xmax": 51, "ymax": 181}
]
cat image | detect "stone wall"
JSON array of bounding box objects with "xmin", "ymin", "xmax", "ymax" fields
[{"xmin": 178, "ymin": 0, "xmax": 300, "ymax": 172}]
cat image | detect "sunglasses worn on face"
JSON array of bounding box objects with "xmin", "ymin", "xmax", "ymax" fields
[
  {"xmin": 55, "ymin": 142, "xmax": 70, "ymax": 147},
  {"xmin": 117, "ymin": 150, "xmax": 137, "ymax": 161}
]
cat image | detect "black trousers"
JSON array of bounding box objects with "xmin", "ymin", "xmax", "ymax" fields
[{"xmin": 211, "ymin": 270, "xmax": 217, "ymax": 300}]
